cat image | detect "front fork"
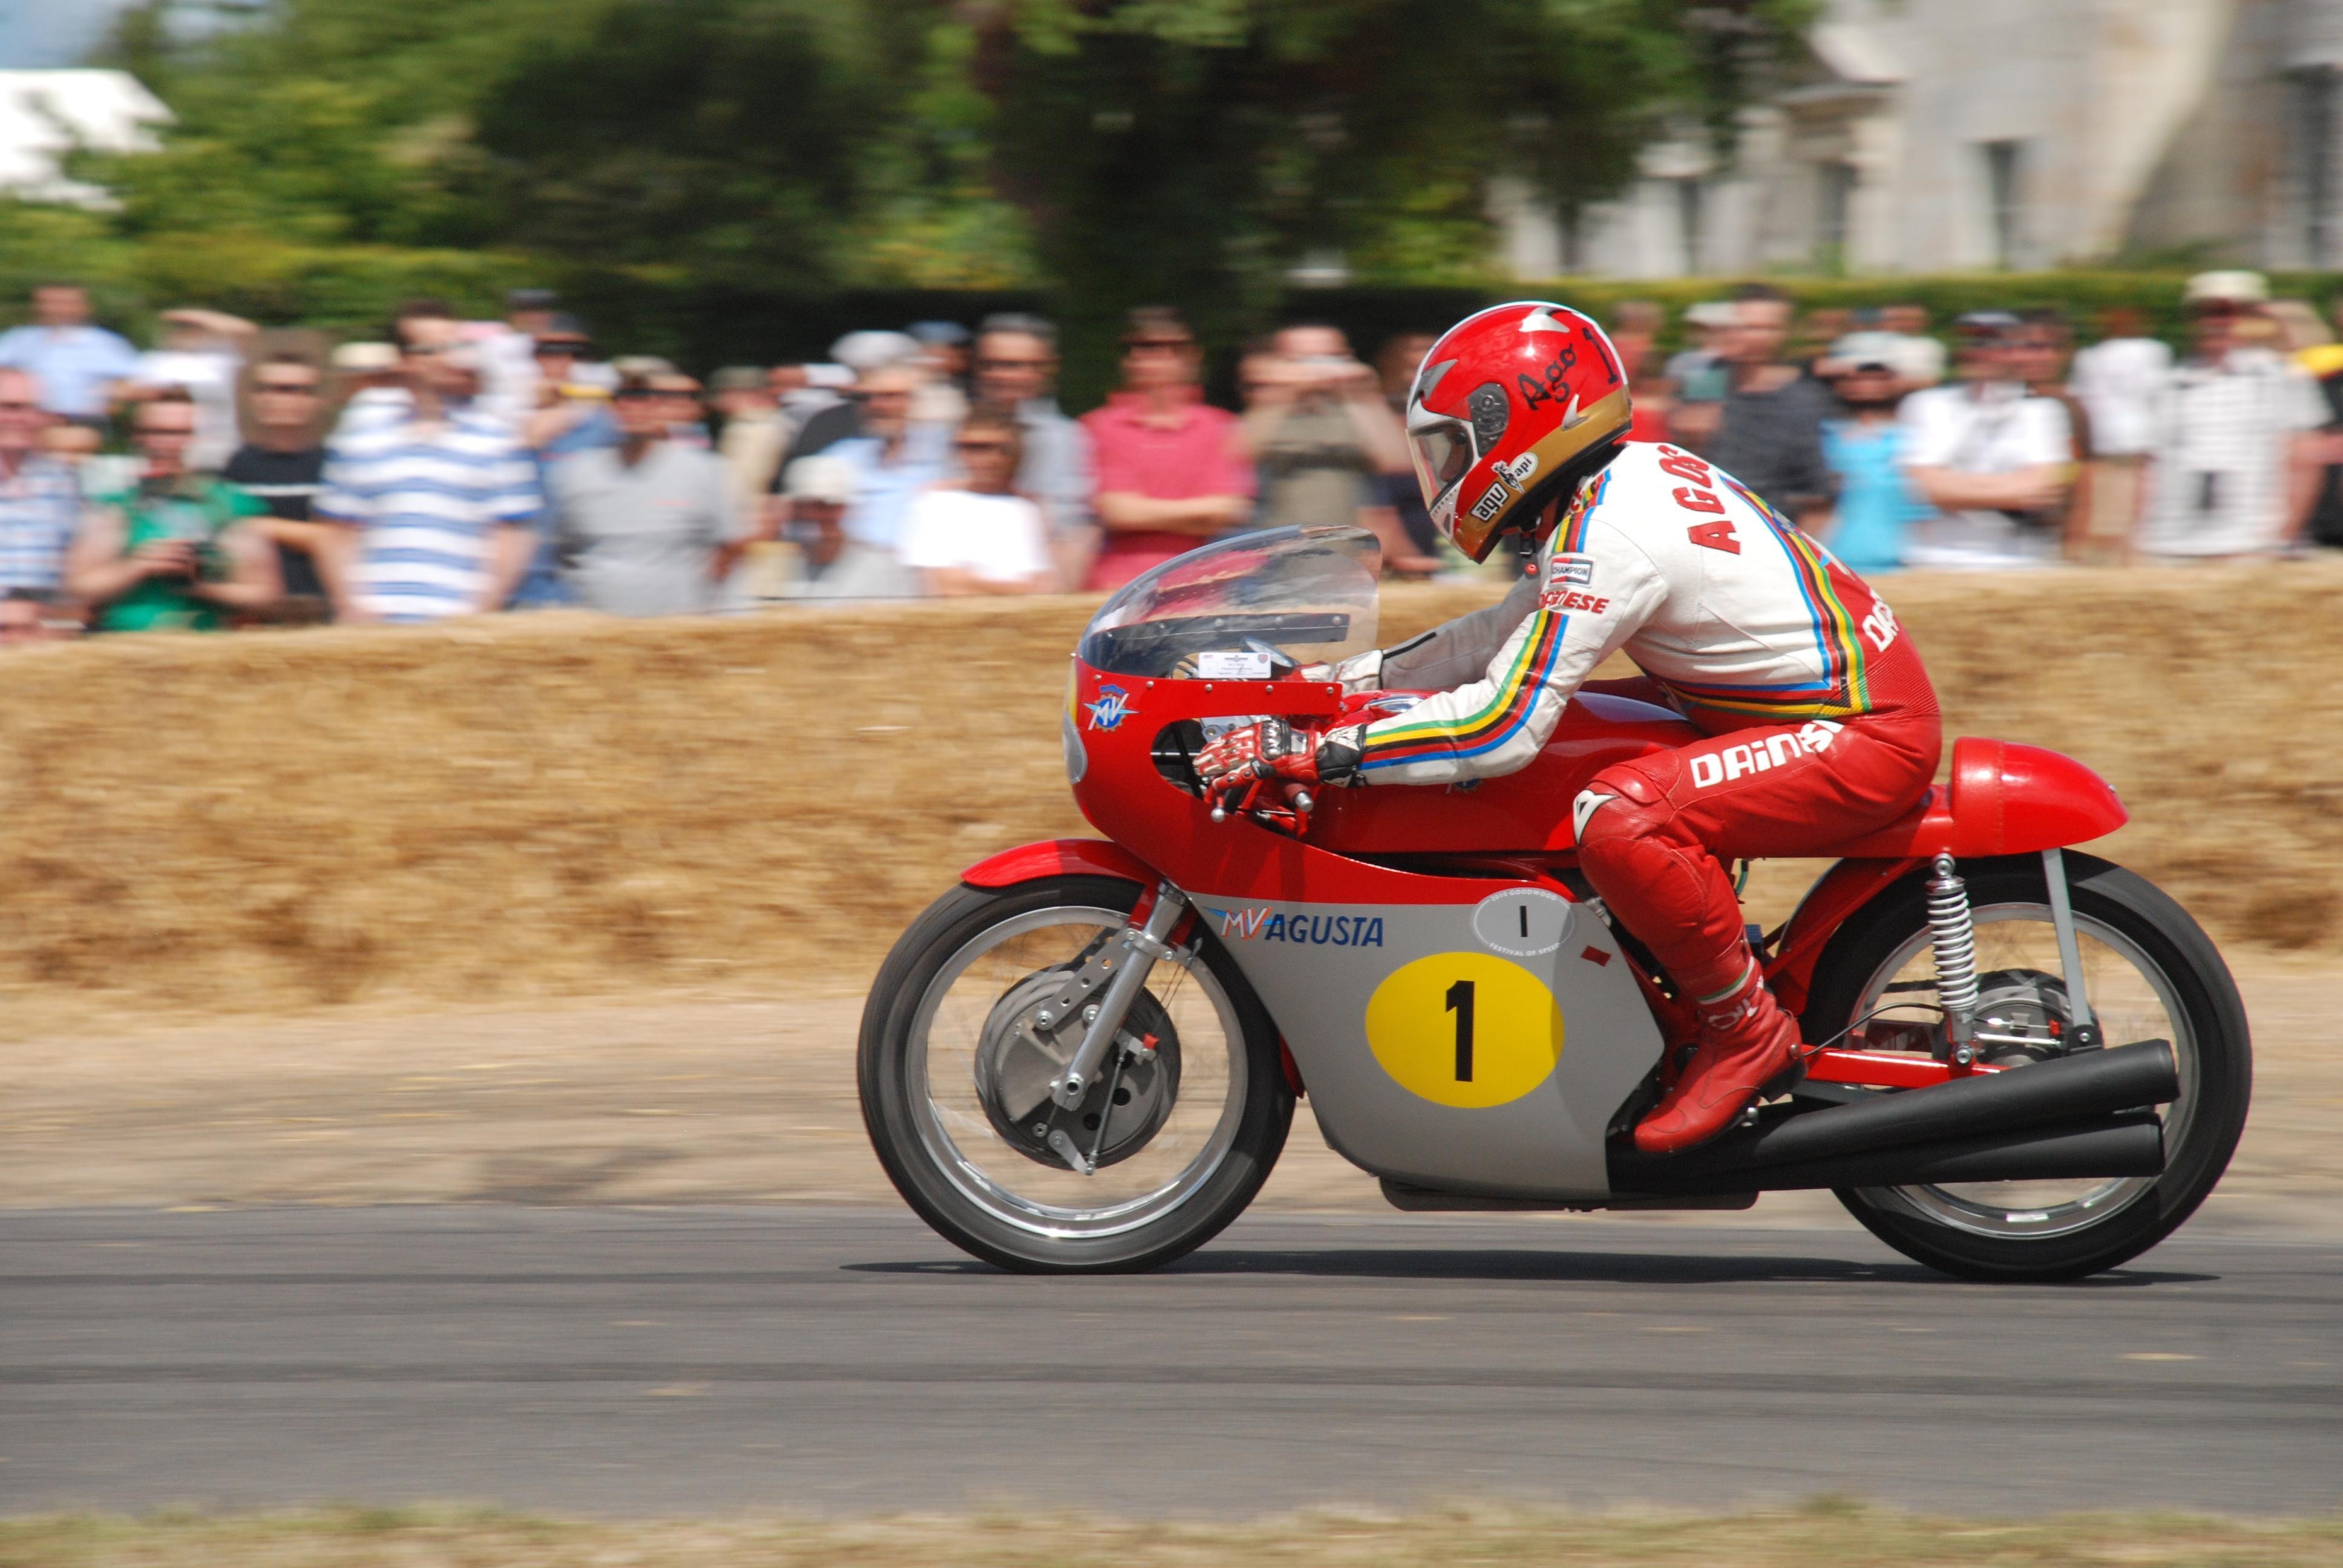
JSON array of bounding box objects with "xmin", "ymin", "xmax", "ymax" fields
[
  {"xmin": 1928, "ymin": 848, "xmax": 2101, "ymax": 1063},
  {"xmin": 1037, "ymin": 883, "xmax": 1193, "ymax": 1134}
]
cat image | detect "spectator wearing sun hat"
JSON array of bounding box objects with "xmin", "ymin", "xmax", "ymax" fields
[{"xmin": 2135, "ymin": 270, "xmax": 2325, "ymax": 560}]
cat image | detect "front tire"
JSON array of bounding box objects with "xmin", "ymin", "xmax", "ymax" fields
[
  {"xmin": 1801, "ymin": 853, "xmax": 2250, "ymax": 1282},
  {"xmin": 860, "ymin": 874, "xmax": 1293, "ymax": 1273}
]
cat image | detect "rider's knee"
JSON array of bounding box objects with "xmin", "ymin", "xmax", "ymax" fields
[{"xmin": 1574, "ymin": 764, "xmax": 1670, "ymax": 851}]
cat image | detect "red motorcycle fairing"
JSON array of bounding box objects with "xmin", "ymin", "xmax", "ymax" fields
[
  {"xmin": 963, "ymin": 838, "xmax": 1159, "ymax": 890},
  {"xmin": 1830, "ymin": 738, "xmax": 2129, "ymax": 860}
]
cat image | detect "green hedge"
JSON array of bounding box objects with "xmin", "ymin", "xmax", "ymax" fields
[{"xmin": 7, "ymin": 203, "xmax": 2338, "ymax": 400}]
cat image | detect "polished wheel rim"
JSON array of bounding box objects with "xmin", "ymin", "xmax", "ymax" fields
[
  {"xmin": 1847, "ymin": 902, "xmax": 2197, "ymax": 1241},
  {"xmin": 905, "ymin": 904, "xmax": 1248, "ymax": 1240}
]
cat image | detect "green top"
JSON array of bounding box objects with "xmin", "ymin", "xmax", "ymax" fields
[{"xmin": 93, "ymin": 476, "xmax": 266, "ymax": 633}]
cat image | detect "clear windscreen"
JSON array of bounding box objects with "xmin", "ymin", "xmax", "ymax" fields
[{"xmin": 1076, "ymin": 526, "xmax": 1382, "ymax": 678}]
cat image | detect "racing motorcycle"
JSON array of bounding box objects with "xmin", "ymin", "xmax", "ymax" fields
[{"xmin": 859, "ymin": 526, "xmax": 2249, "ymax": 1281}]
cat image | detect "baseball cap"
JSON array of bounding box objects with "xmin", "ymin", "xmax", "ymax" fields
[
  {"xmin": 330, "ymin": 341, "xmax": 399, "ymax": 373},
  {"xmin": 906, "ymin": 320, "xmax": 971, "ymax": 347},
  {"xmin": 2184, "ymin": 270, "xmax": 2269, "ymax": 307},
  {"xmin": 710, "ymin": 366, "xmax": 767, "ymax": 394},
  {"xmin": 506, "ymin": 286, "xmax": 559, "ymax": 312},
  {"xmin": 784, "ymin": 455, "xmax": 858, "ymax": 505},
  {"xmin": 1829, "ymin": 330, "xmax": 1911, "ymax": 374}
]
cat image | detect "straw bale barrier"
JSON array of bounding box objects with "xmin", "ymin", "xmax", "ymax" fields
[{"xmin": 1, "ymin": 562, "xmax": 2339, "ymax": 1018}]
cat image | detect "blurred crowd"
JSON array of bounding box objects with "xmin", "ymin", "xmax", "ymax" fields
[{"xmin": 0, "ymin": 268, "xmax": 2336, "ymax": 642}]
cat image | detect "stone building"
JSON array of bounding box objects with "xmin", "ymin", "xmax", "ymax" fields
[{"xmin": 1505, "ymin": 0, "xmax": 2343, "ymax": 278}]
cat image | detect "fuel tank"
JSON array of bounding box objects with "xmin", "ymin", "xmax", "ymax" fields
[{"xmin": 1303, "ymin": 691, "xmax": 1700, "ymax": 857}]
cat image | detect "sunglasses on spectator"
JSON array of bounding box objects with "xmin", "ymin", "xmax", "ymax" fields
[
  {"xmin": 0, "ymin": 399, "xmax": 38, "ymax": 413},
  {"xmin": 612, "ymin": 387, "xmax": 664, "ymax": 401},
  {"xmin": 955, "ymin": 437, "xmax": 1013, "ymax": 452},
  {"xmin": 976, "ymin": 355, "xmax": 1050, "ymax": 370},
  {"xmin": 137, "ymin": 423, "xmax": 195, "ymax": 439},
  {"xmin": 255, "ymin": 379, "xmax": 319, "ymax": 395},
  {"xmin": 1122, "ymin": 337, "xmax": 1192, "ymax": 353}
]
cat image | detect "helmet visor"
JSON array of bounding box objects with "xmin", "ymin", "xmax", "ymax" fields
[{"xmin": 1409, "ymin": 416, "xmax": 1476, "ymax": 503}]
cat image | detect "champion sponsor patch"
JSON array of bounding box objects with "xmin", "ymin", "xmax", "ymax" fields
[{"xmin": 1550, "ymin": 554, "xmax": 1594, "ymax": 586}]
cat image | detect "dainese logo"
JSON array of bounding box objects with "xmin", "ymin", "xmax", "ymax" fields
[{"xmin": 1084, "ymin": 683, "xmax": 1133, "ymax": 731}]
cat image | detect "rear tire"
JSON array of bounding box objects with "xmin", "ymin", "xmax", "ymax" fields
[
  {"xmin": 1801, "ymin": 853, "xmax": 2250, "ymax": 1282},
  {"xmin": 860, "ymin": 874, "xmax": 1293, "ymax": 1273}
]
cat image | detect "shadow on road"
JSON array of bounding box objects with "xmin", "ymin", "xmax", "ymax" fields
[{"xmin": 849, "ymin": 1248, "xmax": 2217, "ymax": 1288}]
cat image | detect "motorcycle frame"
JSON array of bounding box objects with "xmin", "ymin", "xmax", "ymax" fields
[{"xmin": 966, "ymin": 664, "xmax": 2128, "ymax": 1206}]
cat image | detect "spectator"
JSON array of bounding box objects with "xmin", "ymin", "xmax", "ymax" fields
[
  {"xmin": 2068, "ymin": 306, "xmax": 2173, "ymax": 564},
  {"xmin": 1374, "ymin": 332, "xmax": 1446, "ymax": 560},
  {"xmin": 907, "ymin": 320, "xmax": 972, "ymax": 428},
  {"xmin": 1244, "ymin": 323, "xmax": 1436, "ymax": 575},
  {"xmin": 776, "ymin": 454, "xmax": 916, "ymax": 599},
  {"xmin": 780, "ymin": 331, "xmax": 922, "ymax": 468},
  {"xmin": 223, "ymin": 352, "xmax": 336, "ymax": 621},
  {"xmin": 137, "ymin": 307, "xmax": 255, "ymax": 470},
  {"xmin": 1703, "ymin": 284, "xmax": 1837, "ymax": 527},
  {"xmin": 520, "ymin": 316, "xmax": 617, "ymax": 461},
  {"xmin": 1665, "ymin": 301, "xmax": 1734, "ymax": 451},
  {"xmin": 1878, "ymin": 303, "xmax": 1948, "ymax": 389},
  {"xmin": 67, "ymin": 389, "xmax": 280, "ymax": 632},
  {"xmin": 712, "ymin": 365, "xmax": 788, "ymax": 520},
  {"xmin": 0, "ymin": 283, "xmax": 141, "ymax": 427},
  {"xmin": 900, "ymin": 406, "xmax": 1055, "ymax": 595},
  {"xmin": 1606, "ymin": 303, "xmax": 1673, "ymax": 444},
  {"xmin": 973, "ymin": 312, "xmax": 1093, "ymax": 587},
  {"xmin": 828, "ymin": 361, "xmax": 948, "ymax": 555},
  {"xmin": 1079, "ymin": 306, "xmax": 1254, "ymax": 591},
  {"xmin": 2302, "ymin": 300, "xmax": 2343, "ymax": 550},
  {"xmin": 1899, "ymin": 312, "xmax": 2074, "ymax": 567},
  {"xmin": 652, "ymin": 370, "xmax": 712, "ymax": 449},
  {"xmin": 474, "ymin": 286, "xmax": 562, "ymax": 428},
  {"xmin": 2136, "ymin": 271, "xmax": 2325, "ymax": 561},
  {"xmin": 548, "ymin": 370, "xmax": 747, "ymax": 616},
  {"xmin": 1817, "ymin": 333, "xmax": 1932, "ymax": 573},
  {"xmin": 0, "ymin": 367, "xmax": 81, "ymax": 613},
  {"xmin": 2012, "ymin": 308, "xmax": 2095, "ymax": 558},
  {"xmin": 318, "ymin": 335, "xmax": 543, "ymax": 624}
]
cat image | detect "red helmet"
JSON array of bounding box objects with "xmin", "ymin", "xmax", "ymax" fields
[{"xmin": 1406, "ymin": 301, "xmax": 1632, "ymax": 561}]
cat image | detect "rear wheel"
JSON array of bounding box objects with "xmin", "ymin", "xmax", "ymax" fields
[
  {"xmin": 1800, "ymin": 853, "xmax": 2250, "ymax": 1281},
  {"xmin": 859, "ymin": 874, "xmax": 1292, "ymax": 1273}
]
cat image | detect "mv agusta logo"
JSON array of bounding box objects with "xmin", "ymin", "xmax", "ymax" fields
[
  {"xmin": 1084, "ymin": 683, "xmax": 1132, "ymax": 731},
  {"xmin": 1208, "ymin": 906, "xmax": 1386, "ymax": 947},
  {"xmin": 1688, "ymin": 720, "xmax": 1843, "ymax": 789}
]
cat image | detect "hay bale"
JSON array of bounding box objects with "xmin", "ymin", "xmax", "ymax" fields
[{"xmin": 0, "ymin": 562, "xmax": 2333, "ymax": 1019}]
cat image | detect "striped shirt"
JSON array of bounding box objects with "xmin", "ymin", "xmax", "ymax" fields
[
  {"xmin": 318, "ymin": 408, "xmax": 543, "ymax": 622},
  {"xmin": 0, "ymin": 452, "xmax": 82, "ymax": 593}
]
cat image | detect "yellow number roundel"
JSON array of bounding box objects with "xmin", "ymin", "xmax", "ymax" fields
[{"xmin": 1363, "ymin": 952, "xmax": 1564, "ymax": 1109}]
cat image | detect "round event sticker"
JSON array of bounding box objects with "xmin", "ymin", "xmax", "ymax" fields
[
  {"xmin": 1364, "ymin": 952, "xmax": 1565, "ymax": 1109},
  {"xmin": 1471, "ymin": 886, "xmax": 1573, "ymax": 957}
]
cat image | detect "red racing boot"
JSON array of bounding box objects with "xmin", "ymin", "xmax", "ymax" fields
[{"xmin": 1633, "ymin": 962, "xmax": 1800, "ymax": 1154}]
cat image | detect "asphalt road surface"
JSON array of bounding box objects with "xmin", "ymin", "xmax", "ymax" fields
[{"xmin": 3, "ymin": 1206, "xmax": 2339, "ymax": 1518}]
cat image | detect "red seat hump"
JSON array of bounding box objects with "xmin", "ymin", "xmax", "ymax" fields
[{"xmin": 1835, "ymin": 737, "xmax": 2127, "ymax": 859}]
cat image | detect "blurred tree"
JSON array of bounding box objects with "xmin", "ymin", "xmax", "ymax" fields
[
  {"xmin": 971, "ymin": 0, "xmax": 1812, "ymax": 394},
  {"xmin": 28, "ymin": 0, "xmax": 1806, "ymax": 385}
]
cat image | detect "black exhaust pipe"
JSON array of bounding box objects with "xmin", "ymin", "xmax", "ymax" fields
[
  {"xmin": 1609, "ymin": 1039, "xmax": 2178, "ymax": 1195},
  {"xmin": 1616, "ymin": 1113, "xmax": 2165, "ymax": 1197}
]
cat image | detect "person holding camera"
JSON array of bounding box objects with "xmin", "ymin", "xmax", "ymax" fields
[
  {"xmin": 1244, "ymin": 323, "xmax": 1439, "ymax": 575},
  {"xmin": 65, "ymin": 388, "xmax": 281, "ymax": 632}
]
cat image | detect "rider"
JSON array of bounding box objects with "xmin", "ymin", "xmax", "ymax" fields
[{"xmin": 1194, "ymin": 302, "xmax": 1942, "ymax": 1154}]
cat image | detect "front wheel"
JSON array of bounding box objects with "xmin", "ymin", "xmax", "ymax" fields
[
  {"xmin": 859, "ymin": 874, "xmax": 1293, "ymax": 1273},
  {"xmin": 1801, "ymin": 852, "xmax": 2250, "ymax": 1282}
]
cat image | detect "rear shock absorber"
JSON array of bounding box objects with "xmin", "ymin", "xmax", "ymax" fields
[{"xmin": 1927, "ymin": 852, "xmax": 1981, "ymax": 1065}]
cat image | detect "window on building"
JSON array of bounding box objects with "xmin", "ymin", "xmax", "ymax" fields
[
  {"xmin": 1981, "ymin": 140, "xmax": 2024, "ymax": 269},
  {"xmin": 2293, "ymin": 68, "xmax": 2337, "ymax": 267},
  {"xmin": 1672, "ymin": 177, "xmax": 1704, "ymax": 275},
  {"xmin": 1816, "ymin": 162, "xmax": 1856, "ymax": 271}
]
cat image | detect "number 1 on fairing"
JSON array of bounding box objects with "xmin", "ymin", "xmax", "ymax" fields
[{"xmin": 1445, "ymin": 979, "xmax": 1476, "ymax": 1082}]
